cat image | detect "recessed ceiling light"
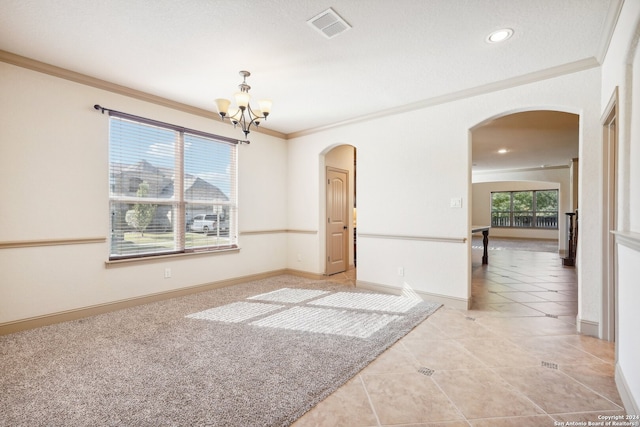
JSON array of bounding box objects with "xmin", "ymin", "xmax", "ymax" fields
[
  {"xmin": 486, "ymin": 28, "xmax": 514, "ymax": 43},
  {"xmin": 498, "ymin": 148, "xmax": 508, "ymax": 154}
]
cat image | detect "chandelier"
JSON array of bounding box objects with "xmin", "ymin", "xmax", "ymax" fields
[{"xmin": 215, "ymin": 70, "xmax": 272, "ymax": 143}]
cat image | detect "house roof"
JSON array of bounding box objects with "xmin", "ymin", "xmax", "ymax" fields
[{"xmin": 112, "ymin": 161, "xmax": 229, "ymax": 201}]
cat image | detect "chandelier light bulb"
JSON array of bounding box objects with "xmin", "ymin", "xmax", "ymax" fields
[
  {"xmin": 258, "ymin": 99, "xmax": 272, "ymax": 116},
  {"xmin": 235, "ymin": 92, "xmax": 250, "ymax": 109},
  {"xmin": 214, "ymin": 98, "xmax": 230, "ymax": 117}
]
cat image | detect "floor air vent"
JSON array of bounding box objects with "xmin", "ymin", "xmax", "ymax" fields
[{"xmin": 418, "ymin": 367, "xmax": 434, "ymax": 376}]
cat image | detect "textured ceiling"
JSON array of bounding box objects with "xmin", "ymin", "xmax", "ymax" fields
[{"xmin": 0, "ymin": 0, "xmax": 619, "ymax": 171}]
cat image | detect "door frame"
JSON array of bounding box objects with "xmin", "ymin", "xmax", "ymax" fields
[{"xmin": 601, "ymin": 87, "xmax": 619, "ymax": 343}]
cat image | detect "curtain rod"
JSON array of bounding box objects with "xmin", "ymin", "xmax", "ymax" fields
[{"xmin": 93, "ymin": 104, "xmax": 246, "ymax": 145}]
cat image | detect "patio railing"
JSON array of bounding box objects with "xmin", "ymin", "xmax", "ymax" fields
[{"xmin": 491, "ymin": 211, "xmax": 558, "ymax": 229}]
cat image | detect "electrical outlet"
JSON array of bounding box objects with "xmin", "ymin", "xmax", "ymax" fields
[
  {"xmin": 450, "ymin": 197, "xmax": 462, "ymax": 208},
  {"xmin": 164, "ymin": 268, "xmax": 171, "ymax": 279},
  {"xmin": 398, "ymin": 267, "xmax": 404, "ymax": 277}
]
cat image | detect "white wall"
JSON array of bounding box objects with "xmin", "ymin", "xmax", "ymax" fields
[
  {"xmin": 600, "ymin": 0, "xmax": 640, "ymax": 415},
  {"xmin": 616, "ymin": 242, "xmax": 640, "ymax": 414},
  {"xmin": 0, "ymin": 62, "xmax": 289, "ymax": 324},
  {"xmin": 288, "ymin": 67, "xmax": 601, "ymax": 311}
]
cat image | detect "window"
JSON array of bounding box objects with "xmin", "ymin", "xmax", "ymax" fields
[
  {"xmin": 491, "ymin": 190, "xmax": 558, "ymax": 229},
  {"xmin": 108, "ymin": 111, "xmax": 238, "ymax": 259}
]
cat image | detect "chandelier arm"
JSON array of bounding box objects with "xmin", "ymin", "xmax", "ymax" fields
[
  {"xmin": 246, "ymin": 104, "xmax": 264, "ymax": 121},
  {"xmin": 239, "ymin": 110, "xmax": 251, "ymax": 136},
  {"xmin": 245, "ymin": 104, "xmax": 264, "ymax": 130}
]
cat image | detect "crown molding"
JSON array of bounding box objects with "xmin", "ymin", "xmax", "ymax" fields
[
  {"xmin": 0, "ymin": 50, "xmax": 287, "ymax": 140},
  {"xmin": 2, "ymin": 49, "xmax": 600, "ymax": 142},
  {"xmin": 287, "ymin": 57, "xmax": 600, "ymax": 139},
  {"xmin": 597, "ymin": 0, "xmax": 625, "ymax": 64}
]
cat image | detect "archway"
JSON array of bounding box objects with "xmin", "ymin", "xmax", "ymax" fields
[
  {"xmin": 471, "ymin": 110, "xmax": 579, "ymax": 255},
  {"xmin": 469, "ymin": 109, "xmax": 580, "ymax": 318},
  {"xmin": 321, "ymin": 144, "xmax": 357, "ymax": 278}
]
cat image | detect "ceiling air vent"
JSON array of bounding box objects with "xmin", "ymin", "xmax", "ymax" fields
[{"xmin": 307, "ymin": 7, "xmax": 351, "ymax": 39}]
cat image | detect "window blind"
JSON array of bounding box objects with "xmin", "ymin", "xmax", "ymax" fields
[{"xmin": 107, "ymin": 111, "xmax": 238, "ymax": 259}]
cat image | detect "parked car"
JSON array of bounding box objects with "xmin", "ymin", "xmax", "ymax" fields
[{"xmin": 190, "ymin": 214, "xmax": 229, "ymax": 235}]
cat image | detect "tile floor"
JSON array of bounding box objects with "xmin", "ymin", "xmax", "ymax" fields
[{"xmin": 292, "ymin": 246, "xmax": 625, "ymax": 427}]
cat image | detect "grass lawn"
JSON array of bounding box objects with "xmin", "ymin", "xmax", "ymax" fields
[{"xmin": 122, "ymin": 232, "xmax": 231, "ymax": 252}]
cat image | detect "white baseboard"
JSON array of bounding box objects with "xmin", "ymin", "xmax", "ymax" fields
[
  {"xmin": 616, "ymin": 363, "xmax": 640, "ymax": 415},
  {"xmin": 577, "ymin": 317, "xmax": 600, "ymax": 337},
  {"xmin": 356, "ymin": 280, "xmax": 469, "ymax": 310}
]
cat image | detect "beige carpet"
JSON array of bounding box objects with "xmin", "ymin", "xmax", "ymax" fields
[{"xmin": 0, "ymin": 275, "xmax": 440, "ymax": 426}]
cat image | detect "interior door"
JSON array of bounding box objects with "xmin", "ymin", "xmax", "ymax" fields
[{"xmin": 326, "ymin": 167, "xmax": 349, "ymax": 275}]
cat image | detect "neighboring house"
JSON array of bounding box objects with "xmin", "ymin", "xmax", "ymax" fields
[
  {"xmin": 184, "ymin": 175, "xmax": 230, "ymax": 227},
  {"xmin": 111, "ymin": 160, "xmax": 229, "ymax": 232}
]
